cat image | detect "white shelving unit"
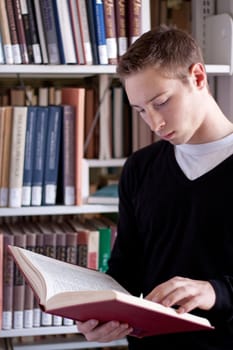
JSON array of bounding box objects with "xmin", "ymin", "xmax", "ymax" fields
[
  {"xmin": 0, "ymin": 326, "xmax": 127, "ymax": 350},
  {"xmin": 0, "ymin": 64, "xmax": 231, "ymax": 77},
  {"xmin": 0, "ymin": 1, "xmax": 231, "ymax": 349}
]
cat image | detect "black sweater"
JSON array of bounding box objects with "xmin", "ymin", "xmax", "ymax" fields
[{"xmin": 107, "ymin": 140, "xmax": 233, "ymax": 350}]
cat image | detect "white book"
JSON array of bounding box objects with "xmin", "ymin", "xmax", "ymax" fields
[
  {"xmin": 9, "ymin": 107, "xmax": 28, "ymax": 208},
  {"xmin": 53, "ymin": 0, "xmax": 77, "ymax": 63}
]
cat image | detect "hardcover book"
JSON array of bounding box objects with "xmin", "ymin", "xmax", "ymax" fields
[{"xmin": 8, "ymin": 246, "xmax": 213, "ymax": 339}]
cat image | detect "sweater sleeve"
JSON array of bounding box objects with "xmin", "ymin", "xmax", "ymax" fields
[
  {"xmin": 208, "ymin": 277, "xmax": 233, "ymax": 325},
  {"xmin": 107, "ymin": 155, "xmax": 143, "ymax": 296}
]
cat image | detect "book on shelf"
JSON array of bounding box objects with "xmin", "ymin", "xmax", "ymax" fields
[
  {"xmin": 20, "ymin": 224, "xmax": 36, "ymax": 328},
  {"xmin": 0, "ymin": 233, "xmax": 3, "ymax": 331},
  {"xmin": 68, "ymin": 218, "xmax": 99, "ymax": 271},
  {"xmin": 87, "ymin": 184, "xmax": 119, "ymax": 205},
  {"xmin": 2, "ymin": 227, "xmax": 14, "ymax": 330},
  {"xmin": 7, "ymin": 224, "xmax": 27, "ymax": 329},
  {"xmin": 0, "ymin": 0, "xmax": 14, "ymax": 64},
  {"xmin": 26, "ymin": 0, "xmax": 42, "ymax": 64},
  {"xmin": 0, "ymin": 31, "xmax": 5, "ymax": 64},
  {"xmin": 61, "ymin": 104, "xmax": 76, "ymax": 206},
  {"xmin": 13, "ymin": 0, "xmax": 29, "ymax": 64},
  {"xmin": 76, "ymin": 0, "xmax": 93, "ymax": 65},
  {"xmin": 68, "ymin": 0, "xmax": 86, "ymax": 65},
  {"xmin": 31, "ymin": 106, "xmax": 49, "ymax": 206},
  {"xmin": 9, "ymin": 246, "xmax": 214, "ymax": 338},
  {"xmin": 5, "ymin": 0, "xmax": 22, "ymax": 64},
  {"xmin": 20, "ymin": 0, "xmax": 34, "ymax": 63},
  {"xmin": 39, "ymin": 0, "xmax": 61, "ymax": 64},
  {"xmin": 84, "ymin": 87, "xmax": 99, "ymax": 159},
  {"xmin": 8, "ymin": 106, "xmax": 28, "ymax": 208},
  {"xmin": 42, "ymin": 105, "xmax": 62, "ymax": 205},
  {"xmin": 53, "ymin": 0, "xmax": 77, "ymax": 64},
  {"xmin": 35, "ymin": 221, "xmax": 56, "ymax": 327},
  {"xmin": 103, "ymin": 0, "xmax": 118, "ymax": 64},
  {"xmin": 33, "ymin": 0, "xmax": 48, "ymax": 63},
  {"xmin": 61, "ymin": 87, "xmax": 86, "ymax": 206},
  {"xmin": 127, "ymin": 0, "xmax": 142, "ymax": 45},
  {"xmin": 22, "ymin": 106, "xmax": 37, "ymax": 207},
  {"xmin": 0, "ymin": 106, "xmax": 12, "ymax": 207},
  {"xmin": 85, "ymin": 0, "xmax": 100, "ymax": 64},
  {"xmin": 0, "ymin": 109, "xmax": 5, "ymax": 208},
  {"xmin": 92, "ymin": 0, "xmax": 108, "ymax": 65},
  {"xmin": 86, "ymin": 217, "xmax": 112, "ymax": 273},
  {"xmin": 114, "ymin": 0, "xmax": 127, "ymax": 57},
  {"xmin": 98, "ymin": 74, "xmax": 112, "ymax": 159},
  {"xmin": 112, "ymin": 85, "xmax": 124, "ymax": 158}
]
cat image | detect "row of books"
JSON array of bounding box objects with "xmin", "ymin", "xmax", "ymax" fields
[
  {"xmin": 0, "ymin": 0, "xmax": 142, "ymax": 65},
  {"xmin": 0, "ymin": 214, "xmax": 117, "ymax": 330},
  {"xmin": 0, "ymin": 85, "xmax": 86, "ymax": 208}
]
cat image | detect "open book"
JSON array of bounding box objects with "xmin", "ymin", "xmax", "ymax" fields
[{"xmin": 8, "ymin": 246, "xmax": 214, "ymax": 338}]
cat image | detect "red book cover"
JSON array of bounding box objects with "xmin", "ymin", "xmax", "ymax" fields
[
  {"xmin": 61, "ymin": 87, "xmax": 86, "ymax": 206},
  {"xmin": 9, "ymin": 246, "xmax": 214, "ymax": 339}
]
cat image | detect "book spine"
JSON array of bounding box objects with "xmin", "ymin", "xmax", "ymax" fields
[
  {"xmin": 42, "ymin": 105, "xmax": 62, "ymax": 205},
  {"xmin": 22, "ymin": 106, "xmax": 37, "ymax": 207},
  {"xmin": 11, "ymin": 232, "xmax": 26, "ymax": 329},
  {"xmin": 62, "ymin": 105, "xmax": 75, "ymax": 206},
  {"xmin": 68, "ymin": 0, "xmax": 86, "ymax": 64},
  {"xmin": 5, "ymin": 0, "xmax": 22, "ymax": 64},
  {"xmin": 103, "ymin": 0, "xmax": 118, "ymax": 64},
  {"xmin": 2, "ymin": 233, "xmax": 14, "ymax": 330},
  {"xmin": 0, "ymin": 1, "xmax": 14, "ymax": 64},
  {"xmin": 40, "ymin": 230, "xmax": 56, "ymax": 326},
  {"xmin": 8, "ymin": 107, "xmax": 28, "ymax": 208},
  {"xmin": 40, "ymin": 0, "xmax": 61, "ymax": 64},
  {"xmin": 12, "ymin": 0, "xmax": 29, "ymax": 64},
  {"xmin": 19, "ymin": 0, "xmax": 34, "ymax": 63},
  {"xmin": 26, "ymin": 0, "xmax": 42, "ymax": 63},
  {"xmin": 53, "ymin": 231, "xmax": 66, "ymax": 326},
  {"xmin": 33, "ymin": 0, "xmax": 48, "ymax": 63},
  {"xmin": 127, "ymin": 0, "xmax": 142, "ymax": 45},
  {"xmin": 85, "ymin": 0, "xmax": 99, "ymax": 64},
  {"xmin": 92, "ymin": 0, "xmax": 108, "ymax": 64},
  {"xmin": 76, "ymin": 0, "xmax": 93, "ymax": 65},
  {"xmin": 77, "ymin": 230, "xmax": 88, "ymax": 267},
  {"xmin": 0, "ymin": 233, "xmax": 3, "ymax": 331},
  {"xmin": 23, "ymin": 232, "xmax": 36, "ymax": 328},
  {"xmin": 0, "ymin": 31, "xmax": 5, "ymax": 63},
  {"xmin": 52, "ymin": 0, "xmax": 77, "ymax": 64},
  {"xmin": 63, "ymin": 228, "xmax": 77, "ymax": 325},
  {"xmin": 98, "ymin": 226, "xmax": 111, "ymax": 272},
  {"xmin": 33, "ymin": 228, "xmax": 44, "ymax": 327},
  {"xmin": 114, "ymin": 0, "xmax": 127, "ymax": 57},
  {"xmin": 87, "ymin": 229, "xmax": 99, "ymax": 270},
  {"xmin": 0, "ymin": 107, "xmax": 12, "ymax": 207},
  {"xmin": 0, "ymin": 109, "xmax": 5, "ymax": 207},
  {"xmin": 31, "ymin": 106, "xmax": 49, "ymax": 206}
]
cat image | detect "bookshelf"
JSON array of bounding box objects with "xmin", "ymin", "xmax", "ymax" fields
[{"xmin": 0, "ymin": 0, "xmax": 232, "ymax": 349}]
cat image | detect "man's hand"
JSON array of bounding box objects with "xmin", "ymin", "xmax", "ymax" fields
[
  {"xmin": 76, "ymin": 319, "xmax": 133, "ymax": 343},
  {"xmin": 145, "ymin": 276, "xmax": 216, "ymax": 314}
]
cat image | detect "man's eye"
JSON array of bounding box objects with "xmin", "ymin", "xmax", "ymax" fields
[{"xmin": 155, "ymin": 99, "xmax": 168, "ymax": 107}]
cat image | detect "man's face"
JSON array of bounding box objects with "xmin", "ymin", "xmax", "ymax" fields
[{"xmin": 125, "ymin": 66, "xmax": 206, "ymax": 145}]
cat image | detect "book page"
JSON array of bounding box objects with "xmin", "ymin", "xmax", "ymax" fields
[{"xmin": 20, "ymin": 248, "xmax": 130, "ymax": 300}]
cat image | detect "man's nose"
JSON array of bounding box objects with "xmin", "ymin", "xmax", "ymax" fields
[{"xmin": 147, "ymin": 110, "xmax": 166, "ymax": 132}]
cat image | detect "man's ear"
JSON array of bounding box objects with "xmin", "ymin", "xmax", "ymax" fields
[{"xmin": 189, "ymin": 63, "xmax": 207, "ymax": 89}]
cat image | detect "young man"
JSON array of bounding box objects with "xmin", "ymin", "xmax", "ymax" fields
[{"xmin": 77, "ymin": 26, "xmax": 233, "ymax": 349}]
